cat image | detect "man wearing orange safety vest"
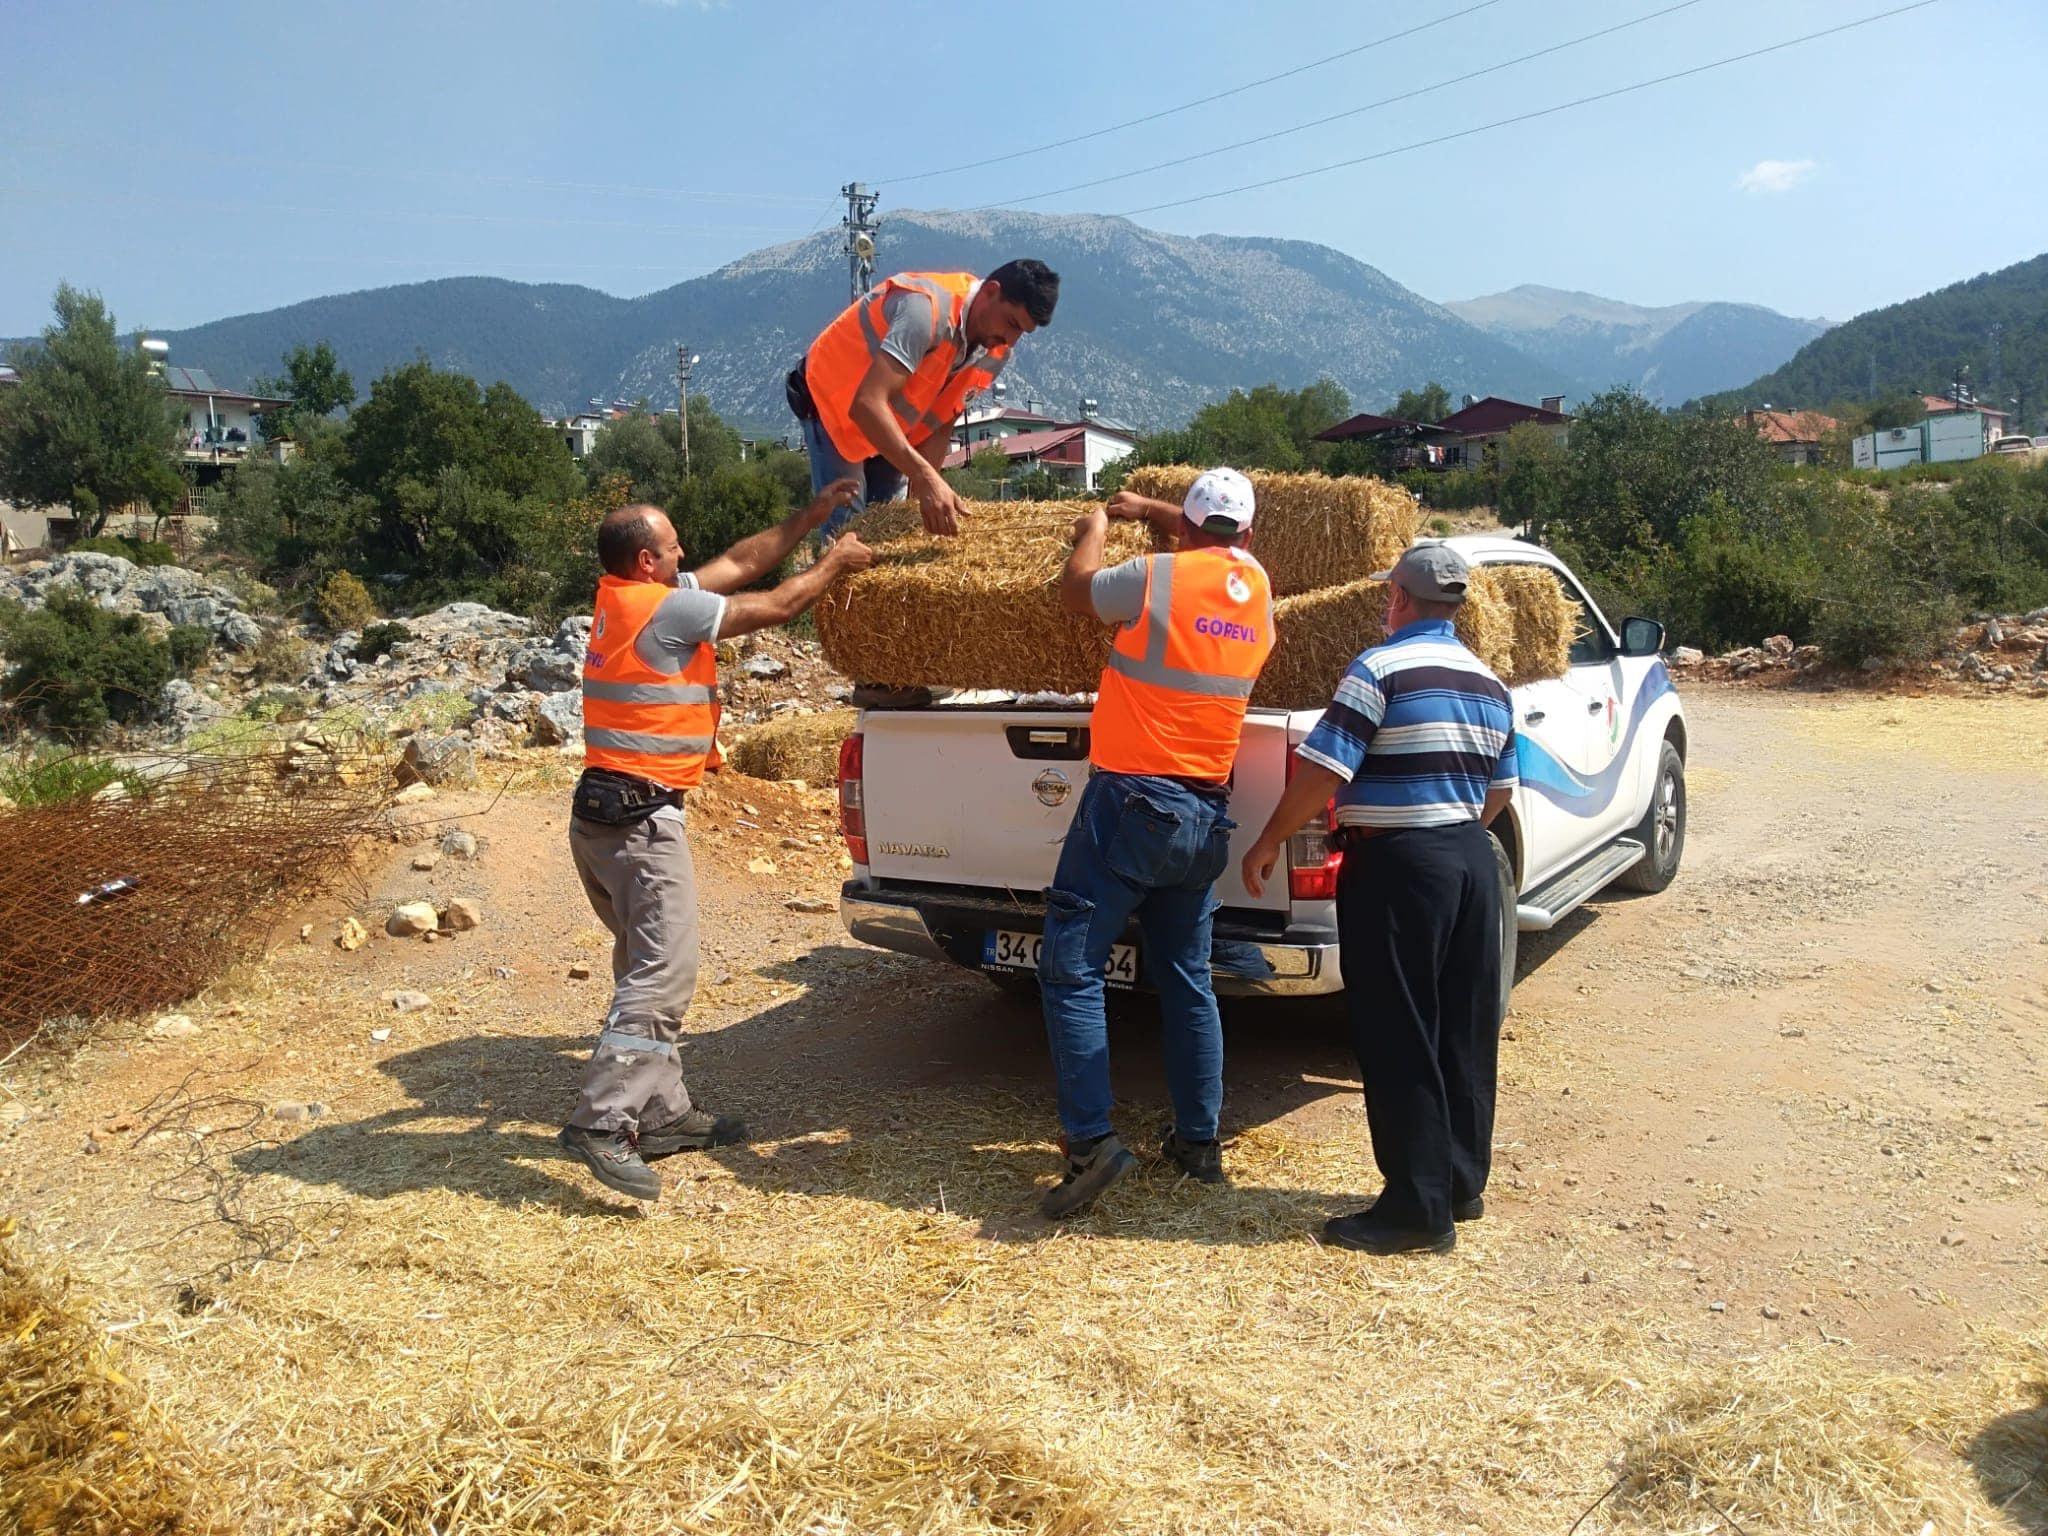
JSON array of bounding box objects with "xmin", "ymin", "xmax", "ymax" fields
[
  {"xmin": 555, "ymin": 488, "xmax": 873, "ymax": 1201},
  {"xmin": 786, "ymin": 260, "xmax": 1060, "ymax": 541},
  {"xmin": 1036, "ymin": 468, "xmax": 1275, "ymax": 1219}
]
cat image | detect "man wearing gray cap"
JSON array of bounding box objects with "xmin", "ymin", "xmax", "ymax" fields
[{"xmin": 1241, "ymin": 541, "xmax": 1518, "ymax": 1255}]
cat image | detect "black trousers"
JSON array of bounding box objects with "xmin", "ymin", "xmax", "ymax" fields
[{"xmin": 1335, "ymin": 820, "xmax": 1503, "ymax": 1234}]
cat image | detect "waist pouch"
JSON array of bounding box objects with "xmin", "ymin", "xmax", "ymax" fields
[
  {"xmin": 784, "ymin": 362, "xmax": 817, "ymax": 421},
  {"xmin": 572, "ymin": 768, "xmax": 682, "ymax": 826}
]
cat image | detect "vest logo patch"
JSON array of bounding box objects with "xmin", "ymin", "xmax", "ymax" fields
[
  {"xmin": 585, "ymin": 650, "xmax": 606, "ymax": 669},
  {"xmin": 1224, "ymin": 571, "xmax": 1252, "ymax": 604}
]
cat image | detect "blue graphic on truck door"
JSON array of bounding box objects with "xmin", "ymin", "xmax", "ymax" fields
[{"xmin": 1515, "ymin": 663, "xmax": 1673, "ymax": 814}]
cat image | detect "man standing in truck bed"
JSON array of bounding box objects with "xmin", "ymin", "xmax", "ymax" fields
[
  {"xmin": 555, "ymin": 487, "xmax": 872, "ymax": 1202},
  {"xmin": 785, "ymin": 260, "xmax": 1060, "ymax": 540},
  {"xmin": 1034, "ymin": 468, "xmax": 1275, "ymax": 1218}
]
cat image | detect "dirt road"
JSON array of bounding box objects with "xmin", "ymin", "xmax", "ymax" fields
[{"xmin": 4, "ymin": 689, "xmax": 2044, "ymax": 1533}]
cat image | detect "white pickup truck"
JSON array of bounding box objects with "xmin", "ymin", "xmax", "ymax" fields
[{"xmin": 836, "ymin": 535, "xmax": 1687, "ymax": 1014}]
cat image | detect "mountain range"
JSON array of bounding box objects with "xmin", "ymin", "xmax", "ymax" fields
[
  {"xmin": 1444, "ymin": 285, "xmax": 1832, "ymax": 406},
  {"xmin": 18, "ymin": 210, "xmax": 1833, "ymax": 432},
  {"xmin": 1693, "ymin": 252, "xmax": 2048, "ymax": 422}
]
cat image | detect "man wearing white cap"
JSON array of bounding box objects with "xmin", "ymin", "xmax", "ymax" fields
[{"xmin": 1032, "ymin": 468, "xmax": 1275, "ymax": 1218}]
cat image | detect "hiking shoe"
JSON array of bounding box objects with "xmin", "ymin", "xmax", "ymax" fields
[
  {"xmin": 1452, "ymin": 1195, "xmax": 1484, "ymax": 1223},
  {"xmin": 557, "ymin": 1125, "xmax": 661, "ymax": 1201},
  {"xmin": 1040, "ymin": 1133, "xmax": 1138, "ymax": 1219},
  {"xmin": 636, "ymin": 1109, "xmax": 747, "ymax": 1160},
  {"xmin": 1160, "ymin": 1128, "xmax": 1225, "ymax": 1185},
  {"xmin": 1321, "ymin": 1210, "xmax": 1456, "ymax": 1256}
]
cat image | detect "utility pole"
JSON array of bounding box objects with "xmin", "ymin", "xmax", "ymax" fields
[
  {"xmin": 677, "ymin": 345, "xmax": 699, "ymax": 477},
  {"xmin": 841, "ymin": 182, "xmax": 880, "ymax": 304}
]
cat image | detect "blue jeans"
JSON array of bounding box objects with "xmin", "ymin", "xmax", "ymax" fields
[
  {"xmin": 800, "ymin": 413, "xmax": 907, "ymax": 541},
  {"xmin": 1039, "ymin": 772, "xmax": 1236, "ymax": 1144}
]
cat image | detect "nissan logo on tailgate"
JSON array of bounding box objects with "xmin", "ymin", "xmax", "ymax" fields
[{"xmin": 1032, "ymin": 769, "xmax": 1072, "ymax": 807}]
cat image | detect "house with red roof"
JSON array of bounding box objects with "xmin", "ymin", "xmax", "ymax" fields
[
  {"xmin": 1434, "ymin": 395, "xmax": 1572, "ymax": 468},
  {"xmin": 1745, "ymin": 407, "xmax": 1840, "ymax": 465}
]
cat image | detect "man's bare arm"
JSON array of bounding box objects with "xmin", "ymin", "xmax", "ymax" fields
[
  {"xmin": 717, "ymin": 535, "xmax": 875, "ymax": 638},
  {"xmin": 692, "ymin": 479, "xmax": 858, "ymax": 595},
  {"xmin": 850, "ymin": 357, "xmax": 968, "ymax": 535},
  {"xmin": 1106, "ymin": 490, "xmax": 1183, "ymax": 544},
  {"xmin": 1059, "ymin": 506, "xmax": 1110, "ymax": 617}
]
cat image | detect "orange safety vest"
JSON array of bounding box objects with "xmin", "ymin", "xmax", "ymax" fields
[
  {"xmin": 805, "ymin": 272, "xmax": 1010, "ymax": 463},
  {"xmin": 581, "ymin": 575, "xmax": 721, "ymax": 791},
  {"xmin": 1090, "ymin": 547, "xmax": 1275, "ymax": 783}
]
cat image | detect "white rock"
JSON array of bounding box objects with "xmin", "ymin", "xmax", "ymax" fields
[
  {"xmin": 393, "ymin": 783, "xmax": 436, "ymax": 805},
  {"xmin": 385, "ymin": 901, "xmax": 439, "ymax": 937},
  {"xmin": 149, "ymin": 1013, "xmax": 200, "ymax": 1039},
  {"xmin": 381, "ymin": 990, "xmax": 432, "ymax": 1013},
  {"xmin": 370, "ymin": 1027, "xmax": 393, "ymax": 1043}
]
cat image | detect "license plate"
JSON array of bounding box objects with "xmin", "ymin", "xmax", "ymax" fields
[{"xmin": 982, "ymin": 929, "xmax": 1138, "ymax": 988}]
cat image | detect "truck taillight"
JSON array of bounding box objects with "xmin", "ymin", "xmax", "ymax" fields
[
  {"xmin": 837, "ymin": 732, "xmax": 868, "ymax": 867},
  {"xmin": 1285, "ymin": 751, "xmax": 1341, "ymax": 901}
]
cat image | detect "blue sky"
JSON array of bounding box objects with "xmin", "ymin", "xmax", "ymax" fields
[{"xmin": 4, "ymin": 0, "xmax": 2041, "ymax": 336}]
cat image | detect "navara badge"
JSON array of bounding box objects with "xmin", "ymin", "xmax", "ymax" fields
[{"xmin": 1032, "ymin": 769, "xmax": 1072, "ymax": 807}]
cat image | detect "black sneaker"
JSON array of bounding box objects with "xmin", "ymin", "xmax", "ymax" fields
[
  {"xmin": 1452, "ymin": 1195, "xmax": 1485, "ymax": 1223},
  {"xmin": 637, "ymin": 1109, "xmax": 747, "ymax": 1160},
  {"xmin": 1040, "ymin": 1133, "xmax": 1138, "ymax": 1219},
  {"xmin": 1160, "ymin": 1128, "xmax": 1225, "ymax": 1185},
  {"xmin": 1322, "ymin": 1210, "xmax": 1456, "ymax": 1256},
  {"xmin": 557, "ymin": 1125, "xmax": 661, "ymax": 1201}
]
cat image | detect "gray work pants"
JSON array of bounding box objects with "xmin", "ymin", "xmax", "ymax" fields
[{"xmin": 566, "ymin": 810, "xmax": 699, "ymax": 1133}]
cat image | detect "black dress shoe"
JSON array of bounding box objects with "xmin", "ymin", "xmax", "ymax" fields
[
  {"xmin": 1322, "ymin": 1210, "xmax": 1456, "ymax": 1255},
  {"xmin": 1453, "ymin": 1195, "xmax": 1484, "ymax": 1222}
]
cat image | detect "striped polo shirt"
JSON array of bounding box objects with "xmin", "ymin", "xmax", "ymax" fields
[{"xmin": 1296, "ymin": 618, "xmax": 1518, "ymax": 828}]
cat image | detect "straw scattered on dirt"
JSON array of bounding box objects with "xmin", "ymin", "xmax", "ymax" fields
[
  {"xmin": 0, "ymin": 1217, "xmax": 214, "ymax": 1536},
  {"xmin": 727, "ymin": 709, "xmax": 857, "ymax": 785}
]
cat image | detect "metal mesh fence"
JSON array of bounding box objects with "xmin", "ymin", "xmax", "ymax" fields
[{"xmin": 0, "ymin": 738, "xmax": 390, "ymax": 1045}]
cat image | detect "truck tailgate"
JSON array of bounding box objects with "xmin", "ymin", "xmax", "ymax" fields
[{"xmin": 858, "ymin": 705, "xmax": 1292, "ymax": 914}]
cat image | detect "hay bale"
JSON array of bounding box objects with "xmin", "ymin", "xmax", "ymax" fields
[
  {"xmin": 728, "ymin": 709, "xmax": 857, "ymax": 784},
  {"xmin": 1, "ymin": 1219, "xmax": 210, "ymax": 1534},
  {"xmin": 814, "ymin": 501, "xmax": 1152, "ymax": 693},
  {"xmin": 1468, "ymin": 565, "xmax": 1577, "ymax": 688},
  {"xmin": 1120, "ymin": 466, "xmax": 1419, "ymax": 596},
  {"xmin": 1252, "ymin": 574, "xmax": 1514, "ymax": 710}
]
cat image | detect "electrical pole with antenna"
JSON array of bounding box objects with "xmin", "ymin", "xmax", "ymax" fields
[
  {"xmin": 677, "ymin": 344, "xmax": 699, "ymax": 477},
  {"xmin": 841, "ymin": 182, "xmax": 880, "ymax": 304}
]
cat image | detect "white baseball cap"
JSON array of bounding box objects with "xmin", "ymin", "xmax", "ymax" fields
[{"xmin": 1182, "ymin": 467, "xmax": 1256, "ymax": 533}]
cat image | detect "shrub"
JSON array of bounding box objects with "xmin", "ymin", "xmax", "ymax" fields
[
  {"xmin": 1398, "ymin": 467, "xmax": 1494, "ymax": 510},
  {"xmin": 67, "ymin": 535, "xmax": 179, "ymax": 566},
  {"xmin": 0, "ymin": 591, "xmax": 175, "ymax": 738},
  {"xmin": 166, "ymin": 624, "xmax": 212, "ymax": 675},
  {"xmin": 313, "ymin": 569, "xmax": 376, "ymax": 632},
  {"xmin": 0, "ymin": 749, "xmax": 125, "ymax": 806},
  {"xmin": 355, "ymin": 620, "xmax": 413, "ymax": 663},
  {"xmin": 241, "ymin": 627, "xmax": 310, "ymax": 687}
]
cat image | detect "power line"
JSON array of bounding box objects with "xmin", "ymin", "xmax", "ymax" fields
[
  {"xmin": 879, "ymin": 0, "xmax": 1508, "ymax": 187},
  {"xmin": 1118, "ymin": 0, "xmax": 1942, "ymax": 217},
  {"xmin": 988, "ymin": 0, "xmax": 1703, "ymax": 210}
]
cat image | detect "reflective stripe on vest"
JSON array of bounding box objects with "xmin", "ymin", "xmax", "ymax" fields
[
  {"xmin": 1089, "ymin": 548, "xmax": 1274, "ymax": 782},
  {"xmin": 581, "ymin": 575, "xmax": 721, "ymax": 791},
  {"xmin": 805, "ymin": 272, "xmax": 1009, "ymax": 463}
]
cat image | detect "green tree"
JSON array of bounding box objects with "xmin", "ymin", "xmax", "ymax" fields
[
  {"xmin": 584, "ymin": 410, "xmax": 681, "ymax": 505},
  {"xmin": 1866, "ymin": 393, "xmax": 1924, "ymax": 431},
  {"xmin": 0, "ymin": 285, "xmax": 183, "ymax": 535},
  {"xmin": 0, "ymin": 589, "xmax": 177, "ymax": 738},
  {"xmin": 256, "ymin": 341, "xmax": 357, "ymax": 441},
  {"xmin": 1125, "ymin": 380, "xmax": 1352, "ymax": 472},
  {"xmin": 1495, "ymin": 421, "xmax": 1570, "ymax": 542},
  {"xmin": 944, "ymin": 444, "xmax": 1013, "ymax": 499},
  {"xmin": 1392, "ymin": 382, "xmax": 1453, "ymax": 424}
]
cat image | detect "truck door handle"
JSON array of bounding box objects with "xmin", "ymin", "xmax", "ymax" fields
[
  {"xmin": 1522, "ymin": 709, "xmax": 1545, "ymax": 725},
  {"xmin": 1586, "ymin": 699, "xmax": 1604, "ymax": 714}
]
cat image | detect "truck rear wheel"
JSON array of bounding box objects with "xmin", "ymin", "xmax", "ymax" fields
[
  {"xmin": 1492, "ymin": 829, "xmax": 1518, "ymax": 1021},
  {"xmin": 1618, "ymin": 739, "xmax": 1685, "ymax": 893}
]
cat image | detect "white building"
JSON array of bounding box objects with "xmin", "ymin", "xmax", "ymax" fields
[
  {"xmin": 943, "ymin": 420, "xmax": 1136, "ymax": 493},
  {"xmin": 160, "ymin": 365, "xmax": 289, "ymax": 465}
]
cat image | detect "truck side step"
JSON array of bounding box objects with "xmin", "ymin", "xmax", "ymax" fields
[{"xmin": 1516, "ymin": 838, "xmax": 1646, "ymax": 932}]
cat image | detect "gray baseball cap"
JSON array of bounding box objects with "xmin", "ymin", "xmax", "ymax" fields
[{"xmin": 1372, "ymin": 540, "xmax": 1470, "ymax": 602}]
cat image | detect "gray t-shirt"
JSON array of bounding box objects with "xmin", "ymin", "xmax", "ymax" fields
[
  {"xmin": 1088, "ymin": 557, "xmax": 1151, "ymax": 626},
  {"xmin": 879, "ymin": 286, "xmax": 1009, "ymax": 388},
  {"xmin": 633, "ymin": 572, "xmax": 725, "ymax": 672}
]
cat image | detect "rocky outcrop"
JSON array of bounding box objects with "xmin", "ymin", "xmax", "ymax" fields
[{"xmin": 0, "ymin": 552, "xmax": 264, "ymax": 651}]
